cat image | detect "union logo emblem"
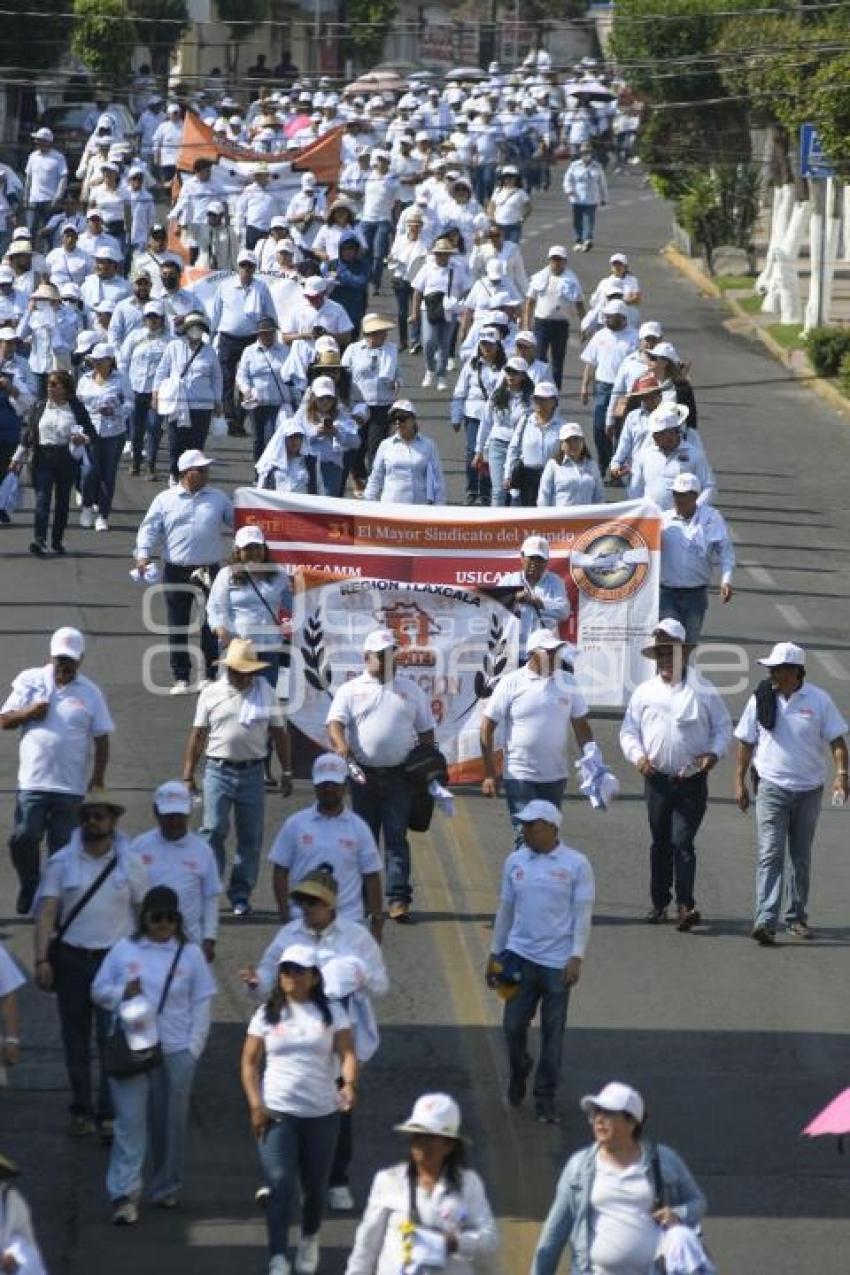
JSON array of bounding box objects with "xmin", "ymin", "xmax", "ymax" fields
[
  {"xmin": 569, "ymin": 521, "xmax": 650, "ymax": 602},
  {"xmin": 379, "ymin": 601, "xmax": 441, "ymax": 667}
]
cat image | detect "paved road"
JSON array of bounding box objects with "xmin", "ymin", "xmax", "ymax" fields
[{"xmin": 3, "ymin": 167, "xmax": 850, "ymax": 1275}]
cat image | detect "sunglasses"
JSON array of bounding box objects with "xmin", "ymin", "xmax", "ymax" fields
[
  {"xmin": 81, "ymin": 809, "xmax": 112, "ymax": 820},
  {"xmin": 146, "ymin": 910, "xmax": 179, "ymax": 924}
]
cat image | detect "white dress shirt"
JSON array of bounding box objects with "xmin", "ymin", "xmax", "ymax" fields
[
  {"xmin": 734, "ymin": 684, "xmax": 847, "ymax": 791},
  {"xmin": 661, "ymin": 504, "xmax": 735, "ymax": 588},
  {"xmin": 365, "ymin": 432, "xmax": 445, "ymax": 504},
  {"xmin": 255, "ymin": 915, "xmax": 388, "ymax": 1002},
  {"xmin": 620, "ymin": 669, "xmax": 732, "ymax": 776},
  {"xmin": 628, "ymin": 442, "xmax": 716, "ymax": 510}
]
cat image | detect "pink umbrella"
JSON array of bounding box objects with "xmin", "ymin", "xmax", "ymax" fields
[{"xmin": 802, "ymin": 1088, "xmax": 850, "ymax": 1152}]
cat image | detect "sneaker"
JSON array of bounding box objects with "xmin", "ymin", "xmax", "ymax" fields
[
  {"xmin": 15, "ymin": 884, "xmax": 36, "ymax": 916},
  {"xmin": 573, "ymin": 240, "xmax": 583, "ymax": 250},
  {"xmin": 408, "ymin": 343, "xmax": 422, "ymax": 355},
  {"xmin": 535, "ymin": 1100, "xmax": 562, "ymax": 1125},
  {"xmin": 787, "ymin": 920, "xmax": 814, "ymax": 940},
  {"xmin": 507, "ymin": 1053, "xmax": 533, "ymax": 1107},
  {"xmin": 645, "ymin": 906, "xmax": 668, "ymax": 924},
  {"xmin": 29, "ymin": 539, "xmax": 47, "ymax": 556},
  {"xmin": 122, "ymin": 440, "xmax": 132, "ymax": 455},
  {"xmin": 94, "ymin": 515, "xmax": 109, "ymax": 532},
  {"xmin": 51, "ymin": 543, "xmax": 66, "ymax": 555},
  {"xmin": 255, "ymin": 1185, "xmax": 271, "ymax": 1208},
  {"xmin": 153, "ymin": 1194, "xmax": 178, "ymax": 1209},
  {"xmin": 79, "ymin": 506, "xmax": 95, "ymax": 528},
  {"xmin": 269, "ymin": 1257, "xmax": 291, "ymax": 1275},
  {"xmin": 232, "ymin": 901, "xmax": 254, "ymax": 918},
  {"xmin": 751, "ymin": 924, "xmax": 776, "ymax": 946},
  {"xmin": 328, "ymin": 1184, "xmax": 354, "ymax": 1211},
  {"xmin": 75, "ymin": 489, "xmax": 83, "ymax": 507},
  {"xmin": 421, "ymin": 371, "xmax": 434, "ymax": 388},
  {"xmin": 387, "ymin": 900, "xmax": 413, "ymax": 923},
  {"xmin": 675, "ymin": 906, "xmax": 701, "ymax": 932},
  {"xmin": 68, "ymin": 1113, "xmax": 96, "ymax": 1137},
  {"xmin": 294, "ymin": 1236, "xmax": 320, "ymax": 1275},
  {"xmin": 446, "ymin": 356, "xmax": 456, "ymax": 371},
  {"xmin": 583, "ymin": 240, "xmax": 593, "ymax": 251},
  {"xmin": 112, "ymin": 1197, "xmax": 139, "ymax": 1226},
  {"xmin": 436, "ymin": 377, "xmax": 448, "ymax": 391},
  {"xmin": 98, "ymin": 1118, "xmax": 114, "ymax": 1145},
  {"xmin": 169, "ymin": 680, "xmax": 191, "ymax": 696}
]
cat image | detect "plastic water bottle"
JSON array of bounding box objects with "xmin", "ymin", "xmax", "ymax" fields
[
  {"xmin": 832, "ymin": 789, "xmax": 846, "ymax": 808},
  {"xmin": 347, "ymin": 759, "xmax": 367, "ymax": 785}
]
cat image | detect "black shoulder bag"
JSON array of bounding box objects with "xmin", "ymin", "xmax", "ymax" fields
[{"xmin": 105, "ymin": 941, "xmax": 185, "ymax": 1080}]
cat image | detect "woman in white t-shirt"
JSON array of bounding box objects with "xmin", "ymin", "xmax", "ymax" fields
[
  {"xmin": 91, "ymin": 885, "xmax": 217, "ymax": 1225},
  {"xmin": 487, "ymin": 167, "xmax": 531, "ymax": 244},
  {"xmin": 241, "ymin": 943, "xmax": 358, "ymax": 1275}
]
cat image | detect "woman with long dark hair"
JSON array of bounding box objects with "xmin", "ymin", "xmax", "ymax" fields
[
  {"xmin": 12, "ymin": 368, "xmax": 93, "ymax": 556},
  {"xmin": 91, "ymin": 885, "xmax": 217, "ymax": 1225},
  {"xmin": 450, "ymin": 328, "xmax": 505, "ymax": 506},
  {"xmin": 241, "ymin": 944, "xmax": 358, "ymax": 1275},
  {"xmin": 474, "ymin": 358, "xmax": 535, "ymax": 508},
  {"xmin": 345, "ymin": 1093, "xmax": 498, "ymax": 1274}
]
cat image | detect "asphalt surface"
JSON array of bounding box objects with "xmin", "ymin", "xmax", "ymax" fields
[{"xmin": 3, "ymin": 167, "xmax": 850, "ymax": 1274}]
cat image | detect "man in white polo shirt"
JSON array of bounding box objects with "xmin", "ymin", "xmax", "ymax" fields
[
  {"xmin": 487, "ymin": 800, "xmax": 595, "ymax": 1124},
  {"xmin": 523, "ymin": 246, "xmax": 585, "ymax": 390},
  {"xmin": 326, "ymin": 628, "xmax": 435, "ymax": 924},
  {"xmin": 1, "ymin": 627, "xmax": 114, "ymax": 916},
  {"xmin": 130, "ymin": 780, "xmax": 221, "ymax": 959},
  {"xmin": 268, "ymin": 752, "xmax": 385, "ymax": 942},
  {"xmin": 481, "ymin": 628, "xmax": 593, "ymax": 836},
  {"xmin": 499, "ymin": 536, "xmax": 570, "ymax": 664},
  {"xmin": 734, "ymin": 641, "xmax": 848, "ymax": 945}
]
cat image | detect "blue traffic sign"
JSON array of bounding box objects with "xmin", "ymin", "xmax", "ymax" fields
[{"xmin": 801, "ymin": 123, "xmax": 835, "ymax": 180}]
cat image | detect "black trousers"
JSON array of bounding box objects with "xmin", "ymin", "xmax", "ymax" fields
[
  {"xmin": 645, "ymin": 772, "xmax": 708, "ymax": 910},
  {"xmin": 162, "ymin": 561, "xmax": 220, "ymax": 682},
  {"xmin": 533, "ymin": 318, "xmax": 570, "ymax": 390},
  {"xmin": 33, "ymin": 445, "xmax": 76, "ymax": 547},
  {"xmin": 218, "ymin": 332, "xmax": 254, "ymax": 427}
]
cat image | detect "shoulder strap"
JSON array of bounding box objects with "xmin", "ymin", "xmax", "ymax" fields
[
  {"xmin": 649, "ymin": 1144, "xmax": 666, "ymax": 1210},
  {"xmin": 261, "ymin": 347, "xmax": 286, "ymax": 402},
  {"xmin": 243, "ymin": 568, "xmax": 284, "ymax": 629},
  {"xmin": 55, "ymin": 855, "xmax": 119, "ymax": 941},
  {"xmin": 157, "ymin": 941, "xmax": 185, "ymax": 1014},
  {"xmin": 180, "ymin": 343, "xmax": 203, "ymax": 380},
  {"xmin": 406, "ymin": 1164, "xmax": 420, "ymax": 1225}
]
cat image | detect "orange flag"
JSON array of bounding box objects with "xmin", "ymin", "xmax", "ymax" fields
[{"xmin": 176, "ymin": 111, "xmax": 342, "ymax": 188}]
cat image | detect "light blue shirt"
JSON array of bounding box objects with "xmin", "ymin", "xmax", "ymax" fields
[
  {"xmin": 500, "ymin": 567, "xmax": 570, "ymax": 657},
  {"xmin": 365, "ymin": 432, "xmax": 445, "ymax": 504},
  {"xmin": 206, "ymin": 565, "xmax": 292, "ymax": 649},
  {"xmin": 120, "ymin": 328, "xmax": 170, "ymax": 393},
  {"xmin": 108, "ymin": 295, "xmax": 146, "ymax": 349},
  {"xmin": 660, "ymin": 503, "xmax": 735, "ymax": 588},
  {"xmin": 537, "ymin": 456, "xmax": 604, "ymax": 507},
  {"xmin": 153, "ymin": 338, "xmax": 223, "ymax": 409},
  {"xmin": 209, "ymin": 275, "xmax": 276, "ymax": 337},
  {"xmin": 135, "ymin": 484, "xmax": 234, "ymax": 565},
  {"xmin": 505, "ymin": 410, "xmax": 563, "ymax": 473},
  {"xmin": 341, "ymin": 339, "xmax": 400, "ymax": 406},
  {"xmin": 628, "ymin": 441, "xmax": 716, "ymax": 509},
  {"xmin": 236, "ymin": 340, "xmax": 290, "ymax": 407}
]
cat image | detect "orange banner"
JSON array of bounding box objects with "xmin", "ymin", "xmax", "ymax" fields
[{"xmin": 176, "ymin": 111, "xmax": 342, "ymax": 187}]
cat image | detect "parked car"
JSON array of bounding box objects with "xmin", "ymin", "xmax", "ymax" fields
[{"xmin": 37, "ymin": 102, "xmax": 136, "ymax": 169}]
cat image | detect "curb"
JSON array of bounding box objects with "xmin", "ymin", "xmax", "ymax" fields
[{"xmin": 661, "ymin": 245, "xmax": 850, "ymax": 419}]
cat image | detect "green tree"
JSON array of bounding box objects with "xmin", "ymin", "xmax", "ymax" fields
[
  {"xmin": 809, "ymin": 52, "xmax": 850, "ymax": 177},
  {"xmin": 72, "ymin": 0, "xmax": 138, "ymax": 81},
  {"xmin": 129, "ymin": 0, "xmax": 190, "ymax": 88},
  {"xmin": 216, "ymin": 0, "xmax": 269, "ymax": 77},
  {"xmin": 344, "ymin": 0, "xmax": 398, "ymax": 67}
]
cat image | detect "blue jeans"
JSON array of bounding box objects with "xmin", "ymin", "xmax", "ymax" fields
[
  {"xmin": 201, "ymin": 758, "xmax": 265, "ymax": 906},
  {"xmin": 755, "ymin": 781, "xmax": 823, "ymax": 929},
  {"xmin": 319, "ymin": 459, "xmax": 344, "ymax": 497},
  {"xmin": 659, "ymin": 585, "xmax": 709, "ymax": 645},
  {"xmin": 82, "ymin": 432, "xmax": 124, "ymax": 518},
  {"xmin": 9, "ymin": 788, "xmax": 81, "ymax": 898},
  {"xmin": 487, "ymin": 436, "xmax": 511, "ymax": 507},
  {"xmin": 131, "ymin": 392, "xmax": 162, "ymax": 470},
  {"xmin": 572, "ymin": 203, "xmax": 597, "ymax": 244},
  {"xmin": 107, "ymin": 1048, "xmax": 196, "ymax": 1202},
  {"xmin": 501, "ymin": 222, "xmax": 523, "ymax": 243},
  {"xmin": 421, "ymin": 313, "xmax": 452, "ymax": 376},
  {"xmin": 503, "ymin": 777, "xmax": 566, "ymax": 841},
  {"xmin": 258, "ymin": 1111, "xmax": 340, "ymax": 1257},
  {"xmin": 362, "ymin": 219, "xmax": 392, "ymax": 290},
  {"xmin": 503, "ymin": 956, "xmax": 570, "ymax": 1102},
  {"xmin": 464, "ymin": 418, "xmax": 491, "ymax": 501},
  {"xmin": 251, "ymin": 405, "xmax": 279, "ymax": 463},
  {"xmin": 350, "ymin": 765, "xmax": 412, "ymax": 905},
  {"xmin": 593, "ymin": 381, "xmax": 614, "ymax": 475},
  {"xmin": 54, "ymin": 942, "xmax": 113, "ymax": 1120}
]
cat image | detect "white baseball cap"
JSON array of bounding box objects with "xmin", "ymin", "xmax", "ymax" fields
[
  {"xmin": 278, "ymin": 943, "xmax": 320, "ymax": 969},
  {"xmin": 521, "ymin": 534, "xmax": 550, "ymax": 559},
  {"xmin": 394, "ymin": 1093, "xmax": 465, "ymax": 1140},
  {"xmin": 547, "ymin": 244, "xmax": 568, "ymax": 258},
  {"xmin": 389, "ymin": 399, "xmax": 416, "ymax": 417},
  {"xmin": 311, "ymin": 375, "xmax": 337, "ymax": 399},
  {"xmin": 649, "ymin": 402, "xmax": 689, "ymax": 433},
  {"xmin": 652, "ymin": 618, "xmax": 687, "ymax": 644},
  {"xmin": 94, "ymin": 244, "xmax": 122, "ymax": 263},
  {"xmin": 177, "ymin": 449, "xmax": 213, "ymax": 472},
  {"xmin": 580, "ymin": 1082, "xmax": 645, "ymax": 1123},
  {"xmin": 649, "ymin": 340, "xmax": 680, "ymax": 363},
  {"xmin": 311, "ymin": 752, "xmax": 349, "ymax": 785},
  {"xmin": 90, "ymin": 342, "xmax": 116, "ymax": 361},
  {"xmin": 143, "ymin": 301, "xmax": 165, "ymax": 317},
  {"xmin": 50, "ymin": 626, "xmax": 85, "ymax": 661},
  {"xmin": 505, "ymin": 355, "xmax": 529, "ymax": 373},
  {"xmin": 154, "ymin": 780, "xmax": 192, "ymax": 815},
  {"xmin": 532, "ymin": 380, "xmax": 558, "ymax": 400},
  {"xmin": 609, "ymin": 252, "xmax": 629, "ymax": 265},
  {"xmin": 527, "ymin": 627, "xmax": 566, "ymax": 652},
  {"xmin": 301, "ymin": 172, "xmax": 318, "ymax": 187},
  {"xmin": 515, "ymin": 799, "xmax": 561, "ymax": 827},
  {"xmin": 31, "ymin": 126, "xmax": 53, "ymax": 142},
  {"xmin": 639, "ymin": 320, "xmax": 663, "ymax": 339},
  {"xmin": 237, "ymin": 250, "xmax": 258, "ymax": 266},
  {"xmin": 234, "ymin": 524, "xmax": 266, "ymax": 549},
  {"xmin": 758, "ymin": 641, "xmax": 806, "ymax": 668},
  {"xmin": 514, "ymin": 329, "xmax": 536, "ymax": 346},
  {"xmin": 303, "ymin": 276, "xmax": 327, "ymax": 296},
  {"xmin": 314, "ymin": 334, "xmax": 339, "ymax": 354},
  {"xmin": 559, "ymin": 422, "xmax": 585, "ymax": 442},
  {"xmin": 603, "ymin": 299, "xmax": 628, "ymax": 318},
  {"xmin": 363, "ymin": 627, "xmax": 396, "ymax": 653},
  {"xmin": 671, "ymin": 472, "xmax": 701, "ymax": 494}
]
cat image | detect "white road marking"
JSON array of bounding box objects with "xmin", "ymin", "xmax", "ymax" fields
[
  {"xmin": 814, "ymin": 652, "xmax": 850, "ymax": 681},
  {"xmin": 745, "ymin": 564, "xmax": 777, "ymax": 587},
  {"xmin": 774, "ymin": 603, "xmax": 809, "ymax": 631}
]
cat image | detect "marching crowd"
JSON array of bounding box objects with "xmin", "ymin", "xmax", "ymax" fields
[{"xmin": 0, "ymin": 46, "xmax": 843, "ymax": 1275}]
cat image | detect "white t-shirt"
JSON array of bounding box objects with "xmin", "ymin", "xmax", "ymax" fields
[
  {"xmin": 268, "ymin": 804, "xmax": 382, "ymax": 922},
  {"xmin": 40, "ymin": 837, "xmax": 148, "ymax": 950},
  {"xmin": 25, "ymin": 149, "xmax": 68, "ymax": 203},
  {"xmin": 362, "ymin": 173, "xmax": 401, "ymax": 222},
  {"xmin": 527, "ymin": 267, "xmax": 583, "ymax": 321},
  {"xmin": 491, "ymin": 187, "xmax": 530, "ymax": 226},
  {"xmin": 0, "ymin": 943, "xmax": 26, "ymax": 998},
  {"xmin": 589, "ymin": 1159, "xmax": 660, "ymax": 1275},
  {"xmin": 1, "ymin": 666, "xmax": 115, "ymax": 795},
  {"xmin": 194, "ymin": 676, "xmax": 285, "ymax": 763},
  {"xmin": 483, "ymin": 666, "xmax": 588, "ymax": 781},
  {"xmin": 734, "ymin": 683, "xmax": 847, "ymax": 791},
  {"xmin": 248, "ymin": 1000, "xmax": 349, "ymax": 1116},
  {"xmin": 129, "ymin": 829, "xmax": 221, "ymax": 944},
  {"xmin": 326, "ymin": 672, "xmax": 435, "ymax": 768}
]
